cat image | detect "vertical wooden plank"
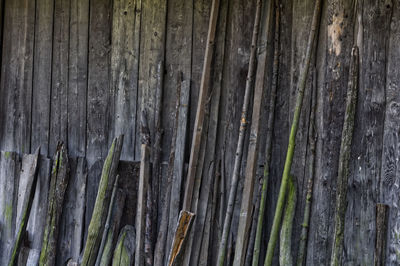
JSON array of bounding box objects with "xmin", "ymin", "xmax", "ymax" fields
[
  {"xmin": 68, "ymin": 0, "xmax": 89, "ymax": 158},
  {"xmin": 380, "ymin": 1, "xmax": 400, "ymax": 263},
  {"xmin": 109, "ymin": 0, "xmax": 141, "ymax": 161},
  {"xmin": 0, "ymin": 0, "xmax": 35, "ymax": 154},
  {"xmin": 85, "ymin": 0, "xmax": 113, "ymax": 237},
  {"xmin": 374, "ymin": 203, "xmax": 389, "ymax": 266},
  {"xmin": 49, "ymin": 0, "xmax": 71, "ymax": 155},
  {"xmin": 163, "ymin": 0, "xmax": 193, "ymax": 214},
  {"xmin": 26, "ymin": 157, "xmax": 51, "ymax": 265},
  {"xmin": 307, "ymin": 0, "xmax": 354, "ymax": 264},
  {"xmin": 345, "ymin": 1, "xmax": 391, "ymax": 264},
  {"xmin": 0, "ymin": 152, "xmax": 20, "ymax": 265},
  {"xmin": 30, "ymin": 0, "xmax": 54, "ymax": 156},
  {"xmin": 56, "ymin": 157, "xmax": 87, "ymax": 265},
  {"xmin": 135, "ymin": 144, "xmax": 150, "ymax": 266}
]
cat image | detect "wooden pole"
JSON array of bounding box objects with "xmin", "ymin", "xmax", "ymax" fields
[
  {"xmin": 252, "ymin": 2, "xmax": 279, "ymax": 265},
  {"xmin": 279, "ymin": 175, "xmax": 296, "ymax": 266},
  {"xmin": 264, "ymin": 0, "xmax": 322, "ymax": 264},
  {"xmin": 374, "ymin": 203, "xmax": 389, "ymax": 266},
  {"xmin": 217, "ymin": 0, "xmax": 263, "ymax": 264},
  {"xmin": 182, "ymin": 0, "xmax": 220, "ymax": 211},
  {"xmin": 296, "ymin": 67, "xmax": 317, "ymax": 266},
  {"xmin": 330, "ymin": 46, "xmax": 359, "ymax": 266},
  {"xmin": 233, "ymin": 0, "xmax": 275, "ymax": 264}
]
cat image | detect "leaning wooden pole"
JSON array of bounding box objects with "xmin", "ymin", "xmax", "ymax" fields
[
  {"xmin": 233, "ymin": 0, "xmax": 275, "ymax": 264},
  {"xmin": 279, "ymin": 175, "xmax": 297, "ymax": 266},
  {"xmin": 80, "ymin": 135, "xmax": 124, "ymax": 266},
  {"xmin": 216, "ymin": 0, "xmax": 263, "ymax": 265},
  {"xmin": 330, "ymin": 46, "xmax": 359, "ymax": 266},
  {"xmin": 8, "ymin": 149, "xmax": 40, "ymax": 266},
  {"xmin": 252, "ymin": 2, "xmax": 279, "ymax": 265},
  {"xmin": 182, "ymin": 0, "xmax": 220, "ymax": 211},
  {"xmin": 264, "ymin": 0, "xmax": 322, "ymax": 264},
  {"xmin": 296, "ymin": 67, "xmax": 317, "ymax": 266},
  {"xmin": 40, "ymin": 144, "xmax": 70, "ymax": 266}
]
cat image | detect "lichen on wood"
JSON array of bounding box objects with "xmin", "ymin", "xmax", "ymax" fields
[
  {"xmin": 111, "ymin": 225, "xmax": 135, "ymax": 266},
  {"xmin": 80, "ymin": 135, "xmax": 124, "ymax": 266},
  {"xmin": 39, "ymin": 144, "xmax": 70, "ymax": 266}
]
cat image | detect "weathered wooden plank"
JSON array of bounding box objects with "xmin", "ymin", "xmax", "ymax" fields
[
  {"xmin": 39, "ymin": 144, "xmax": 70, "ymax": 266},
  {"xmin": 0, "ymin": 0, "xmax": 35, "ymax": 154},
  {"xmin": 136, "ymin": 144, "xmax": 150, "ymax": 266},
  {"xmin": 68, "ymin": 0, "xmax": 89, "ymax": 158},
  {"xmin": 85, "ymin": 0, "xmax": 113, "ymax": 239},
  {"xmin": 182, "ymin": 0, "xmax": 219, "ymax": 211},
  {"xmin": 111, "ymin": 225, "xmax": 136, "ymax": 266},
  {"xmin": 25, "ymin": 157, "xmax": 51, "ymax": 266},
  {"xmin": 166, "ymin": 78, "xmax": 190, "ymax": 257},
  {"xmin": 56, "ymin": 157, "xmax": 87, "ymax": 265},
  {"xmin": 344, "ymin": 2, "xmax": 392, "ymax": 265},
  {"xmin": 0, "ymin": 152, "xmax": 21, "ymax": 265},
  {"xmin": 307, "ymin": 0, "xmax": 355, "ymax": 264},
  {"xmin": 109, "ymin": 0, "xmax": 141, "ymax": 161},
  {"xmin": 8, "ymin": 151, "xmax": 40, "ymax": 266},
  {"xmin": 81, "ymin": 135, "xmax": 124, "ymax": 266},
  {"xmin": 49, "ymin": 0, "xmax": 71, "ymax": 156},
  {"xmin": 380, "ymin": 2, "xmax": 400, "ymax": 263},
  {"xmin": 30, "ymin": 0, "xmax": 54, "ymax": 156}
]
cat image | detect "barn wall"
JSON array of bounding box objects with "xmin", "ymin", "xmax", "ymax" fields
[{"xmin": 0, "ymin": 0, "xmax": 399, "ymax": 264}]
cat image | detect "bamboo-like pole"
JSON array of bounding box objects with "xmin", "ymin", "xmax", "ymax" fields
[
  {"xmin": 252, "ymin": 2, "xmax": 279, "ymax": 265},
  {"xmin": 279, "ymin": 175, "xmax": 296, "ymax": 266},
  {"xmin": 330, "ymin": 46, "xmax": 359, "ymax": 266},
  {"xmin": 216, "ymin": 1, "xmax": 263, "ymax": 265},
  {"xmin": 296, "ymin": 67, "xmax": 317, "ymax": 266},
  {"xmin": 264, "ymin": 0, "xmax": 322, "ymax": 264},
  {"xmin": 182, "ymin": 0, "xmax": 220, "ymax": 211}
]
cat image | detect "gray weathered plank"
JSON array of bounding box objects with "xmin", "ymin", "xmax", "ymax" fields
[
  {"xmin": 56, "ymin": 157, "xmax": 87, "ymax": 265},
  {"xmin": 109, "ymin": 0, "xmax": 141, "ymax": 161},
  {"xmin": 30, "ymin": 0, "xmax": 54, "ymax": 156},
  {"xmin": 0, "ymin": 0, "xmax": 35, "ymax": 154},
  {"xmin": 49, "ymin": 0, "xmax": 71, "ymax": 156},
  {"xmin": 85, "ymin": 0, "xmax": 113, "ymax": 238},
  {"xmin": 68, "ymin": 0, "xmax": 89, "ymax": 158}
]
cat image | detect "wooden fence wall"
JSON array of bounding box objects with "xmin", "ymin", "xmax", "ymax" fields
[{"xmin": 0, "ymin": 0, "xmax": 399, "ymax": 265}]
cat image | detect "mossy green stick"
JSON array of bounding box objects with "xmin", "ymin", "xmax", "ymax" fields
[
  {"xmin": 80, "ymin": 135, "xmax": 124, "ymax": 266},
  {"xmin": 330, "ymin": 46, "xmax": 359, "ymax": 266},
  {"xmin": 279, "ymin": 175, "xmax": 296, "ymax": 266},
  {"xmin": 264, "ymin": 0, "xmax": 322, "ymax": 265}
]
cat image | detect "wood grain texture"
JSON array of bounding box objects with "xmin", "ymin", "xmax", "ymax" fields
[
  {"xmin": 31, "ymin": 0, "xmax": 54, "ymax": 156},
  {"xmin": 0, "ymin": 0, "xmax": 35, "ymax": 154}
]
